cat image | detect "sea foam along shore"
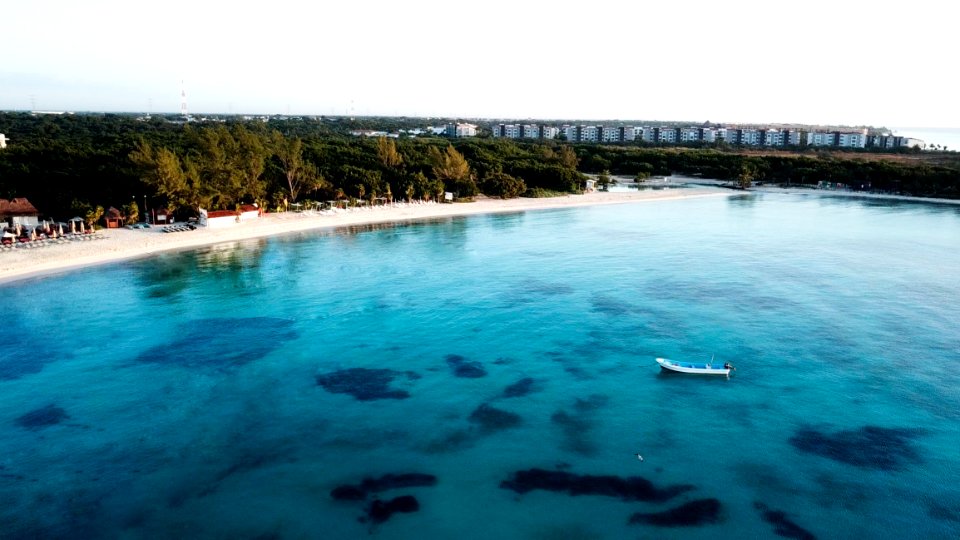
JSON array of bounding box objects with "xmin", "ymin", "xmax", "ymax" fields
[{"xmin": 0, "ymin": 188, "xmax": 729, "ymax": 285}]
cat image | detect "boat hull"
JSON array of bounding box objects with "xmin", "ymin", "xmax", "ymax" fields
[{"xmin": 656, "ymin": 357, "xmax": 730, "ymax": 375}]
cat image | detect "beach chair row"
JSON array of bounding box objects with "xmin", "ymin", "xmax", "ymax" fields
[
  {"xmin": 0, "ymin": 233, "xmax": 104, "ymax": 252},
  {"xmin": 161, "ymin": 224, "xmax": 197, "ymax": 233}
]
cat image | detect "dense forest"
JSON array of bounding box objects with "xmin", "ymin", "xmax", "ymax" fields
[{"xmin": 1, "ymin": 112, "xmax": 958, "ymax": 222}]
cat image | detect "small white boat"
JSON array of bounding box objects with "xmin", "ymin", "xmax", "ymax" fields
[{"xmin": 656, "ymin": 357, "xmax": 734, "ymax": 376}]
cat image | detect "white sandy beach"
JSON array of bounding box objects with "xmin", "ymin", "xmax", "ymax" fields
[{"xmin": 0, "ymin": 188, "xmax": 728, "ymax": 285}]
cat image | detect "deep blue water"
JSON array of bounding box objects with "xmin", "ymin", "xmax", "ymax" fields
[{"xmin": 1, "ymin": 191, "xmax": 959, "ymax": 539}]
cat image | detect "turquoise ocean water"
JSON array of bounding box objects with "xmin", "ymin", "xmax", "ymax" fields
[{"xmin": 2, "ymin": 190, "xmax": 959, "ymax": 539}]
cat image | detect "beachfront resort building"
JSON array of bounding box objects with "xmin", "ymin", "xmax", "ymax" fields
[
  {"xmin": 806, "ymin": 129, "xmax": 869, "ymax": 148},
  {"xmin": 490, "ymin": 122, "xmax": 923, "ymax": 149}
]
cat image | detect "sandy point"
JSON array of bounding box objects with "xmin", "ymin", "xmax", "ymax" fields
[{"xmin": 0, "ymin": 188, "xmax": 729, "ymax": 285}]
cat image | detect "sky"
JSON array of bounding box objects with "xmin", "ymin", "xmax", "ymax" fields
[{"xmin": 2, "ymin": 0, "xmax": 958, "ymax": 127}]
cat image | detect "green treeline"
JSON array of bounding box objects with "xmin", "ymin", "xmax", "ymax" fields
[{"xmin": 1, "ymin": 113, "xmax": 958, "ymax": 221}]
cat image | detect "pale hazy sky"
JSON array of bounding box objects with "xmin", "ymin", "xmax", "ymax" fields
[{"xmin": 2, "ymin": 0, "xmax": 957, "ymax": 127}]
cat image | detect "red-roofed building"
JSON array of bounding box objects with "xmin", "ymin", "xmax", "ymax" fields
[
  {"xmin": 0, "ymin": 198, "xmax": 40, "ymax": 227},
  {"xmin": 199, "ymin": 205, "xmax": 262, "ymax": 228}
]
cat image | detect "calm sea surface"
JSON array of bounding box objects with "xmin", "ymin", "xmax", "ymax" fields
[{"xmin": 2, "ymin": 191, "xmax": 959, "ymax": 539}]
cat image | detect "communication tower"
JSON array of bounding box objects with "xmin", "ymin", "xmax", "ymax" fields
[{"xmin": 180, "ymin": 81, "xmax": 188, "ymax": 117}]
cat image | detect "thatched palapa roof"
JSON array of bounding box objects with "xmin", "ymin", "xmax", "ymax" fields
[{"xmin": 0, "ymin": 198, "xmax": 39, "ymax": 217}]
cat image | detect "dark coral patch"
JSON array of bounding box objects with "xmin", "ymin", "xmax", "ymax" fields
[
  {"xmin": 628, "ymin": 498, "xmax": 722, "ymax": 526},
  {"xmin": 469, "ymin": 404, "xmax": 522, "ymax": 432},
  {"xmin": 0, "ymin": 354, "xmax": 47, "ymax": 381},
  {"xmin": 331, "ymin": 485, "xmax": 367, "ymax": 501},
  {"xmin": 500, "ymin": 468, "xmax": 693, "ymax": 503},
  {"xmin": 789, "ymin": 426, "xmax": 922, "ymax": 470},
  {"xmin": 927, "ymin": 501, "xmax": 960, "ymax": 523},
  {"xmin": 367, "ymin": 495, "xmax": 419, "ymax": 524},
  {"xmin": 332, "ymin": 473, "xmax": 437, "ymax": 501},
  {"xmin": 446, "ymin": 354, "xmax": 487, "ymax": 378},
  {"xmin": 590, "ymin": 294, "xmax": 639, "ymax": 316},
  {"xmin": 135, "ymin": 317, "xmax": 298, "ymax": 369},
  {"xmin": 15, "ymin": 405, "xmax": 69, "ymax": 430},
  {"xmin": 503, "ymin": 377, "xmax": 536, "ymax": 398},
  {"xmin": 316, "ymin": 368, "xmax": 413, "ymax": 401},
  {"xmin": 362, "ymin": 473, "xmax": 436, "ymax": 492},
  {"xmin": 754, "ymin": 502, "xmax": 817, "ymax": 540}
]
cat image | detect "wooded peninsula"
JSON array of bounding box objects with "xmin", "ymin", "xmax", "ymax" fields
[{"xmin": 1, "ymin": 113, "xmax": 958, "ymax": 223}]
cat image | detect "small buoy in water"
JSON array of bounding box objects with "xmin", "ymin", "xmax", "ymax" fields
[{"xmin": 635, "ymin": 453, "xmax": 644, "ymax": 462}]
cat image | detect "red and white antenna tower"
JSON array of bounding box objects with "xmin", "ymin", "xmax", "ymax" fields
[{"xmin": 180, "ymin": 80, "xmax": 188, "ymax": 117}]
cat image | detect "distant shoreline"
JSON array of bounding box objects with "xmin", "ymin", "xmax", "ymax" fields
[
  {"xmin": 0, "ymin": 189, "xmax": 728, "ymax": 286},
  {"xmin": 670, "ymin": 176, "xmax": 960, "ymax": 205}
]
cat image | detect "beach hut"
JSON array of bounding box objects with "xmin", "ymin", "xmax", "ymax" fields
[
  {"xmin": 104, "ymin": 207, "xmax": 124, "ymax": 228},
  {"xmin": 0, "ymin": 198, "xmax": 40, "ymax": 227},
  {"xmin": 154, "ymin": 208, "xmax": 173, "ymax": 224}
]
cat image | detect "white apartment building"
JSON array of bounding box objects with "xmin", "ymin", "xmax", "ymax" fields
[
  {"xmin": 522, "ymin": 124, "xmax": 540, "ymax": 138},
  {"xmin": 868, "ymin": 135, "xmax": 926, "ymax": 149},
  {"xmin": 495, "ymin": 124, "xmax": 521, "ymax": 138},
  {"xmin": 679, "ymin": 128, "xmax": 701, "ymax": 143},
  {"xmin": 701, "ymin": 128, "xmax": 717, "ymax": 143},
  {"xmin": 807, "ymin": 131, "xmax": 836, "ymax": 147},
  {"xmin": 740, "ymin": 129, "xmax": 762, "ymax": 146},
  {"xmin": 446, "ymin": 123, "xmax": 477, "ymax": 137},
  {"xmin": 659, "ymin": 128, "xmax": 678, "ymax": 143},
  {"xmin": 541, "ymin": 126, "xmax": 559, "ymax": 139},
  {"xmin": 763, "ymin": 129, "xmax": 784, "ymax": 146},
  {"xmin": 579, "ymin": 126, "xmax": 599, "ymax": 143},
  {"xmin": 562, "ymin": 125, "xmax": 578, "ymax": 141},
  {"xmin": 899, "ymin": 137, "xmax": 926, "ymax": 149},
  {"xmin": 600, "ymin": 126, "xmax": 621, "ymax": 142},
  {"xmin": 837, "ymin": 132, "xmax": 867, "ymax": 148}
]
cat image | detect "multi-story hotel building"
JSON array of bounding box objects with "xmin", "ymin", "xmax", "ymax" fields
[
  {"xmin": 446, "ymin": 123, "xmax": 477, "ymax": 137},
  {"xmin": 490, "ymin": 123, "xmax": 920, "ymax": 149}
]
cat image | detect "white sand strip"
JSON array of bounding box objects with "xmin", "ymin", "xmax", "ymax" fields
[{"xmin": 0, "ymin": 188, "xmax": 728, "ymax": 285}]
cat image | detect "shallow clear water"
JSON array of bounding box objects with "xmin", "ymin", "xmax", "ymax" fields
[{"xmin": 2, "ymin": 191, "xmax": 959, "ymax": 539}]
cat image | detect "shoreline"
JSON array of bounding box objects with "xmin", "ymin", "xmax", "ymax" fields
[{"xmin": 0, "ymin": 188, "xmax": 728, "ymax": 285}]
